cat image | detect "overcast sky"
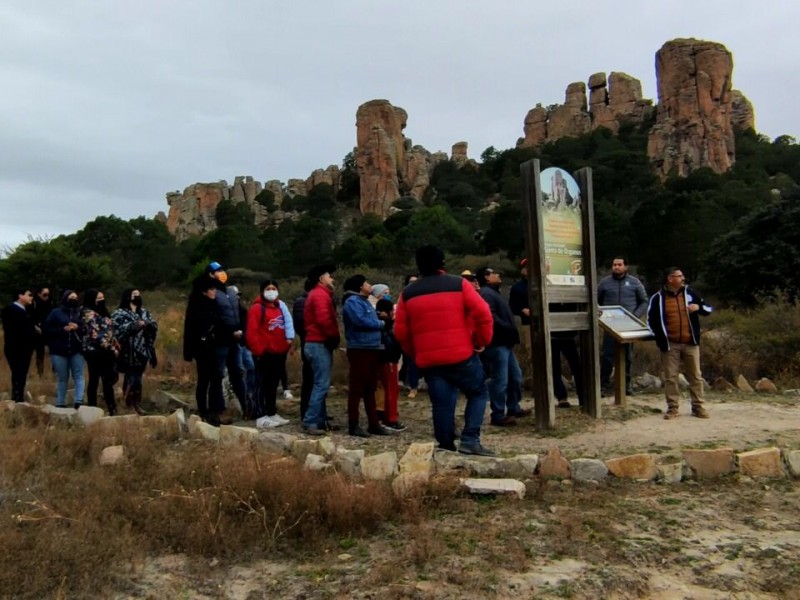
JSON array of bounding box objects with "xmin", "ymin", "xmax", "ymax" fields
[{"xmin": 2, "ymin": 1, "xmax": 798, "ymax": 250}]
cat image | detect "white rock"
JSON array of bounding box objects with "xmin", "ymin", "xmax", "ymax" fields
[
  {"xmin": 657, "ymin": 462, "xmax": 684, "ymax": 484},
  {"xmin": 360, "ymin": 451, "xmax": 398, "ymax": 481},
  {"xmin": 785, "ymin": 450, "xmax": 800, "ymax": 479},
  {"xmin": 461, "ymin": 478, "xmax": 526, "ymax": 499},
  {"xmin": 500, "ymin": 454, "xmax": 539, "ymax": 478},
  {"xmin": 304, "ymin": 453, "xmax": 331, "ymax": 471},
  {"xmin": 333, "ymin": 447, "xmax": 365, "ymax": 477},
  {"xmin": 399, "ymin": 442, "xmax": 435, "ymax": 478},
  {"xmin": 165, "ymin": 409, "xmax": 187, "ymax": 440},
  {"xmin": 99, "ymin": 445, "xmax": 125, "ymax": 466},
  {"xmin": 256, "ymin": 431, "xmax": 298, "ymax": 454},
  {"xmin": 193, "ymin": 421, "xmax": 220, "ymax": 442},
  {"xmin": 219, "ymin": 425, "xmax": 260, "ymax": 445},
  {"xmin": 77, "ymin": 405, "xmax": 105, "ymax": 426},
  {"xmin": 41, "ymin": 404, "xmax": 78, "ymax": 422}
]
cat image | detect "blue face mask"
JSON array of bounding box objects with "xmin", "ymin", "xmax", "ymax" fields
[{"xmin": 382, "ymin": 294, "xmax": 392, "ymax": 301}]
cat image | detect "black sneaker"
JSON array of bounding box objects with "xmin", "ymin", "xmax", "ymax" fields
[
  {"xmin": 383, "ymin": 421, "xmax": 407, "ymax": 432},
  {"xmin": 557, "ymin": 400, "xmax": 572, "ymax": 408},
  {"xmin": 348, "ymin": 425, "xmax": 370, "ymax": 438},
  {"xmin": 490, "ymin": 416, "xmax": 517, "ymax": 427},
  {"xmin": 367, "ymin": 424, "xmax": 390, "ymax": 436},
  {"xmin": 437, "ymin": 443, "xmax": 457, "ymax": 452},
  {"xmin": 458, "ymin": 443, "xmax": 496, "ymax": 457}
]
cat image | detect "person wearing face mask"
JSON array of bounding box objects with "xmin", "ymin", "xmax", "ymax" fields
[
  {"xmin": 112, "ymin": 288, "xmax": 158, "ymax": 416},
  {"xmin": 81, "ymin": 289, "xmax": 119, "ymax": 415},
  {"xmin": 32, "ymin": 285, "xmax": 54, "ymax": 376},
  {"xmin": 245, "ymin": 280, "xmax": 295, "ymax": 428},
  {"xmin": 184, "ymin": 278, "xmax": 224, "ymax": 425},
  {"xmin": 189, "ymin": 261, "xmax": 245, "ymax": 423},
  {"xmin": 44, "ymin": 290, "xmax": 86, "ymax": 408},
  {"xmin": 368, "ymin": 284, "xmax": 391, "ymax": 309}
]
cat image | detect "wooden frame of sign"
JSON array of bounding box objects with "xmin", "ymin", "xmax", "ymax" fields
[
  {"xmin": 520, "ymin": 159, "xmax": 601, "ymax": 429},
  {"xmin": 598, "ymin": 305, "xmax": 653, "ymax": 406}
]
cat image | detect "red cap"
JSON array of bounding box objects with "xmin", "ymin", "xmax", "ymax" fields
[{"xmin": 519, "ymin": 258, "xmax": 528, "ymax": 268}]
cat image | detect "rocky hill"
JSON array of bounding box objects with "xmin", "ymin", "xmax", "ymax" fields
[{"xmin": 163, "ymin": 38, "xmax": 756, "ymax": 241}]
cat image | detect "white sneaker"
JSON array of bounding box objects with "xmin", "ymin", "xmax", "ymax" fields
[
  {"xmin": 283, "ymin": 390, "xmax": 294, "ymax": 400},
  {"xmin": 256, "ymin": 415, "xmax": 279, "ymax": 429},
  {"xmin": 272, "ymin": 414, "xmax": 290, "ymax": 426}
]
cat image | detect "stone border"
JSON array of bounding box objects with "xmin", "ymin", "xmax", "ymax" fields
[{"xmin": 2, "ymin": 400, "xmax": 798, "ymax": 498}]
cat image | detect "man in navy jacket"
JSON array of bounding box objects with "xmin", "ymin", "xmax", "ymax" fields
[{"xmin": 647, "ymin": 267, "xmax": 712, "ymax": 420}]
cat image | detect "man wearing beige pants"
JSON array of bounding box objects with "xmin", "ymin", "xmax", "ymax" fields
[{"xmin": 646, "ymin": 267, "xmax": 712, "ymax": 420}]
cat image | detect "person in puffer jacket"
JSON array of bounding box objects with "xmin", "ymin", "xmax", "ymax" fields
[
  {"xmin": 246, "ymin": 279, "xmax": 294, "ymax": 428},
  {"xmin": 395, "ymin": 245, "xmax": 494, "ymax": 456}
]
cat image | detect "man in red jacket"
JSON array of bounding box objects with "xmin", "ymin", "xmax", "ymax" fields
[
  {"xmin": 395, "ymin": 245, "xmax": 495, "ymax": 455},
  {"xmin": 301, "ymin": 264, "xmax": 340, "ymax": 435}
]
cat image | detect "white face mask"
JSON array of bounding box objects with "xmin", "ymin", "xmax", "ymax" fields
[{"xmin": 263, "ymin": 290, "xmax": 279, "ymax": 302}]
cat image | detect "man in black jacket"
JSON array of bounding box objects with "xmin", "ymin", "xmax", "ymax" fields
[
  {"xmin": 292, "ymin": 280, "xmax": 314, "ymax": 420},
  {"xmin": 478, "ymin": 267, "xmax": 531, "ymax": 426},
  {"xmin": 647, "ymin": 267, "xmax": 712, "ymax": 420},
  {"xmin": 32, "ymin": 286, "xmax": 53, "ymax": 376},
  {"xmin": 2, "ymin": 288, "xmax": 36, "ymax": 402}
]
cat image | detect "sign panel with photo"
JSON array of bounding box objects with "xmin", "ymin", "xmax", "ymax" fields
[
  {"xmin": 598, "ymin": 305, "xmax": 653, "ymax": 341},
  {"xmin": 539, "ymin": 167, "xmax": 584, "ymax": 285}
]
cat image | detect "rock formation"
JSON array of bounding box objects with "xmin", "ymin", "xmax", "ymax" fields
[
  {"xmin": 730, "ymin": 89, "xmax": 756, "ymax": 131},
  {"xmin": 355, "ymin": 99, "xmax": 409, "ymax": 216},
  {"xmin": 518, "ymin": 73, "xmax": 653, "ymax": 147},
  {"xmin": 518, "ymin": 38, "xmax": 754, "ymax": 179},
  {"xmin": 647, "ymin": 38, "xmax": 736, "ymax": 177},
  {"xmin": 353, "ymin": 99, "xmax": 451, "ymax": 214},
  {"xmin": 166, "ymin": 182, "xmax": 230, "ymax": 241}
]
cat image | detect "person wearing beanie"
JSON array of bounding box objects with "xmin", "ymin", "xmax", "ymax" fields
[
  {"xmin": 342, "ymin": 274, "xmax": 389, "ymax": 438},
  {"xmin": 395, "ymin": 245, "xmax": 495, "ymax": 456}
]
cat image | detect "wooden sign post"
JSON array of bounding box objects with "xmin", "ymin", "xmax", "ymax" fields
[{"xmin": 520, "ymin": 159, "xmax": 601, "ymax": 429}]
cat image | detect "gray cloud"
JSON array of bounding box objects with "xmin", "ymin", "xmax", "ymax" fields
[{"xmin": 1, "ymin": 0, "xmax": 798, "ymax": 249}]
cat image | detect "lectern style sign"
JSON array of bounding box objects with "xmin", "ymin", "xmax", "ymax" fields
[
  {"xmin": 598, "ymin": 305, "xmax": 653, "ymax": 406},
  {"xmin": 520, "ymin": 160, "xmax": 601, "ymax": 429}
]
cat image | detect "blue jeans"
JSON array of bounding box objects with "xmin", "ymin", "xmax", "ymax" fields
[
  {"xmin": 484, "ymin": 345, "xmax": 523, "ymax": 422},
  {"xmin": 215, "ymin": 343, "xmax": 246, "ymax": 407},
  {"xmin": 241, "ymin": 347, "xmax": 256, "ymax": 397},
  {"xmin": 51, "ymin": 354, "xmax": 85, "ymax": 407},
  {"xmin": 303, "ymin": 342, "xmax": 332, "ymax": 429},
  {"xmin": 422, "ymin": 354, "xmax": 488, "ymax": 448}
]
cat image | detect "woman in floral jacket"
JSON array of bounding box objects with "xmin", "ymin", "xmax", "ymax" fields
[
  {"xmin": 81, "ymin": 289, "xmax": 119, "ymax": 415},
  {"xmin": 111, "ymin": 288, "xmax": 158, "ymax": 415}
]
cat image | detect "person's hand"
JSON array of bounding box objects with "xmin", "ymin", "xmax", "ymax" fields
[
  {"xmin": 34, "ymin": 325, "xmax": 42, "ymax": 335},
  {"xmin": 135, "ymin": 320, "xmax": 145, "ymax": 330},
  {"xmin": 522, "ymin": 308, "xmax": 531, "ymax": 317},
  {"xmin": 688, "ymin": 303, "xmax": 700, "ymax": 313},
  {"xmin": 475, "ymin": 346, "xmax": 485, "ymax": 353},
  {"xmin": 233, "ymin": 330, "xmax": 243, "ymax": 340},
  {"xmin": 378, "ymin": 311, "xmax": 388, "ymax": 320}
]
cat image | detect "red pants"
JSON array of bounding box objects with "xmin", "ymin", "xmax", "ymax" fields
[
  {"xmin": 346, "ymin": 349, "xmax": 380, "ymax": 427},
  {"xmin": 379, "ymin": 362, "xmax": 400, "ymax": 424}
]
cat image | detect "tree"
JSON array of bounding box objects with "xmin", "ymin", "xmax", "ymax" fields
[
  {"xmin": 705, "ymin": 188, "xmax": 800, "ymax": 304},
  {"xmin": 394, "ymin": 205, "xmax": 471, "ymax": 256}
]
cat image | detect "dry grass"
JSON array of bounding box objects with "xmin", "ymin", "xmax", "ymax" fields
[{"xmin": 0, "ymin": 418, "xmax": 457, "ymax": 599}]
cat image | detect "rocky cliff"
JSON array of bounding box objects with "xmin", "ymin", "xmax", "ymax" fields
[
  {"xmin": 165, "ymin": 38, "xmax": 757, "ymax": 239},
  {"xmin": 518, "ymin": 38, "xmax": 754, "ymax": 178}
]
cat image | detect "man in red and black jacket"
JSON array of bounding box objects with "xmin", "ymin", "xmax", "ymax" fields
[
  {"xmin": 301, "ymin": 264, "xmax": 340, "ymax": 435},
  {"xmin": 395, "ymin": 245, "xmax": 495, "ymax": 455}
]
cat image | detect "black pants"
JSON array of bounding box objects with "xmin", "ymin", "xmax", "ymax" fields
[
  {"xmin": 195, "ymin": 350, "xmax": 223, "ymax": 417},
  {"xmin": 299, "ymin": 342, "xmax": 313, "ymax": 419},
  {"xmin": 85, "ymin": 351, "xmax": 118, "ymax": 412},
  {"xmin": 35, "ymin": 339, "xmax": 46, "ymax": 376},
  {"xmin": 254, "ymin": 352, "xmax": 288, "ymax": 418},
  {"xmin": 5, "ymin": 349, "xmax": 33, "ymax": 403},
  {"xmin": 551, "ymin": 336, "xmax": 584, "ymax": 405}
]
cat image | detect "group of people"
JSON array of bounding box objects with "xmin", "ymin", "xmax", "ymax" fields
[
  {"xmin": 1, "ymin": 286, "xmax": 158, "ymax": 414},
  {"xmin": 2, "ymin": 249, "xmax": 711, "ymax": 453}
]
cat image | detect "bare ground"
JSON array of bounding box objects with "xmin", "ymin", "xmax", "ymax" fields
[{"xmin": 116, "ymin": 388, "xmax": 800, "ymax": 600}]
